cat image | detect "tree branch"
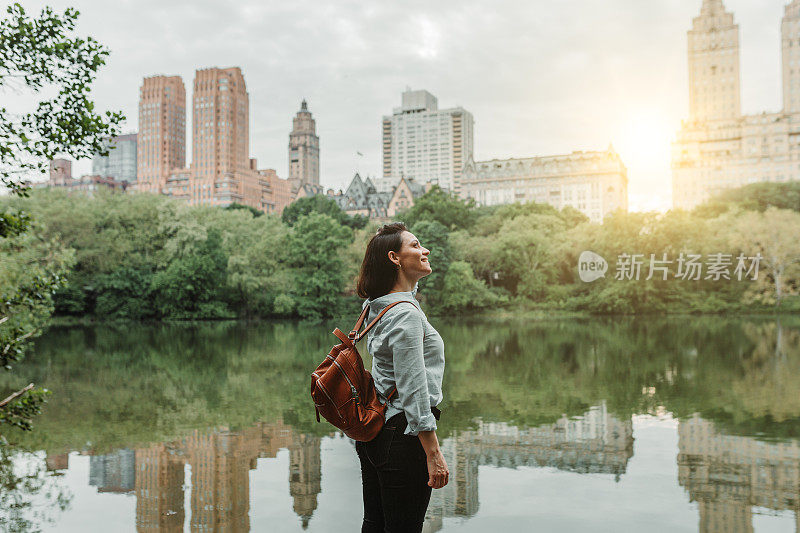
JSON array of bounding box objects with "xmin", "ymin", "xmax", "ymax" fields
[{"xmin": 0, "ymin": 382, "xmax": 34, "ymax": 409}]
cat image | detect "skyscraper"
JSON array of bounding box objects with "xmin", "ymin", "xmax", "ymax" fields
[
  {"xmin": 137, "ymin": 76, "xmax": 185, "ymax": 194},
  {"xmin": 189, "ymin": 66, "xmax": 273, "ymax": 210},
  {"xmin": 379, "ymin": 89, "xmax": 474, "ymax": 196},
  {"xmin": 687, "ymin": 0, "xmax": 741, "ymax": 122},
  {"xmin": 288, "ymin": 100, "xmax": 320, "ymax": 187},
  {"xmin": 92, "ymin": 133, "xmax": 137, "ymax": 183},
  {"xmin": 783, "ymin": 1, "xmax": 800, "ymax": 113},
  {"xmin": 191, "ymin": 67, "xmax": 249, "ymax": 185},
  {"xmin": 672, "ymin": 0, "xmax": 800, "ymax": 209}
]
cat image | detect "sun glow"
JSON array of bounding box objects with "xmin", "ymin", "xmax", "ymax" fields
[
  {"xmin": 615, "ymin": 110, "xmax": 674, "ymax": 168},
  {"xmin": 614, "ymin": 109, "xmax": 676, "ymax": 212}
]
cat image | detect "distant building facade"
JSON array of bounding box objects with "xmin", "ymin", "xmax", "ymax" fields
[
  {"xmin": 380, "ymin": 89, "xmax": 474, "ymax": 196},
  {"xmin": 461, "ymin": 148, "xmax": 628, "ymax": 223},
  {"xmin": 329, "ymin": 173, "xmax": 392, "ymax": 218},
  {"xmin": 92, "ymin": 133, "xmax": 137, "ymax": 183},
  {"xmin": 255, "ymin": 167, "xmax": 295, "ymax": 215},
  {"xmin": 45, "ymin": 69, "xmax": 298, "ymax": 214},
  {"xmin": 49, "ymin": 158, "xmax": 72, "ymax": 186},
  {"xmin": 288, "ymin": 100, "xmax": 320, "ymax": 187},
  {"xmin": 137, "ymin": 75, "xmax": 186, "ymax": 194},
  {"xmin": 309, "ymin": 173, "xmax": 429, "ymax": 219},
  {"xmin": 190, "ymin": 67, "xmax": 250, "ymax": 207},
  {"xmin": 672, "ymin": 0, "xmax": 800, "ymax": 209},
  {"xmin": 39, "ymin": 164, "xmax": 129, "ymax": 194},
  {"xmin": 387, "ymin": 176, "xmax": 429, "ymax": 217}
]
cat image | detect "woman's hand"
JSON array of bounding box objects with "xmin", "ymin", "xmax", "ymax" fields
[
  {"xmin": 418, "ymin": 430, "xmax": 449, "ymax": 488},
  {"xmin": 425, "ymin": 449, "xmax": 449, "ymax": 488}
]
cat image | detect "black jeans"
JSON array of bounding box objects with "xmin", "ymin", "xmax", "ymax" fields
[{"xmin": 355, "ymin": 409, "xmax": 440, "ymax": 533}]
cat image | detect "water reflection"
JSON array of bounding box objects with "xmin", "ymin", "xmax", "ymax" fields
[
  {"xmin": 678, "ymin": 415, "xmax": 800, "ymax": 532},
  {"xmin": 45, "ymin": 422, "xmax": 322, "ymax": 532},
  {"xmin": 424, "ymin": 402, "xmax": 633, "ymax": 531},
  {"xmin": 1, "ymin": 316, "xmax": 799, "ymax": 531}
]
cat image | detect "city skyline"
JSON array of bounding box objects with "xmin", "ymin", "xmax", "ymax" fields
[{"xmin": 7, "ymin": 0, "xmax": 798, "ymax": 212}]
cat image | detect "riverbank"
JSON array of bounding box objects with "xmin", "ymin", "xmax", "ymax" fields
[{"xmin": 46, "ymin": 299, "xmax": 800, "ymax": 327}]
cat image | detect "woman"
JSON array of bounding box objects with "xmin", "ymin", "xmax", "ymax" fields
[{"xmin": 354, "ymin": 222, "xmax": 449, "ymax": 533}]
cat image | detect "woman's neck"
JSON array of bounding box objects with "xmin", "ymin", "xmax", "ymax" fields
[{"xmin": 389, "ymin": 273, "xmax": 417, "ymax": 293}]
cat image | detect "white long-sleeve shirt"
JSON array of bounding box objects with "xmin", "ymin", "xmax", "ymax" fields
[{"xmin": 361, "ymin": 284, "xmax": 445, "ymax": 436}]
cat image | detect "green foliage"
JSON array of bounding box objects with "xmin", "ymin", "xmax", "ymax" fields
[
  {"xmin": 0, "ymin": 3, "xmax": 124, "ymax": 195},
  {"xmin": 398, "ymin": 185, "xmax": 476, "ymax": 230},
  {"xmin": 0, "ymin": 2, "xmax": 123, "ymax": 435},
  {"xmin": 94, "ymin": 265, "xmax": 155, "ymax": 319},
  {"xmin": 281, "ymin": 194, "xmax": 368, "ymax": 229},
  {"xmin": 152, "ymin": 227, "xmax": 230, "ymax": 319},
  {"xmin": 0, "ymin": 226, "xmax": 72, "ymax": 432},
  {"xmin": 694, "ymin": 181, "xmax": 800, "ymax": 218},
  {"xmin": 410, "ymin": 220, "xmax": 451, "ymax": 310},
  {"xmin": 0, "ymin": 208, "xmax": 30, "ymax": 239},
  {"xmin": 5, "ymin": 179, "xmax": 800, "ymax": 328},
  {"xmin": 439, "ymin": 261, "xmax": 505, "ymax": 313},
  {"xmin": 224, "ymin": 202, "xmax": 263, "ymax": 217},
  {"xmin": 287, "ymin": 213, "xmax": 353, "ymax": 319}
]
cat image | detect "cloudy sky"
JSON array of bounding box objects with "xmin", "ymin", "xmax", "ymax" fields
[{"xmin": 8, "ymin": 0, "xmax": 795, "ymax": 211}]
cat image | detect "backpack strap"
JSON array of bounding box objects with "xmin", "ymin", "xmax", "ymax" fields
[
  {"xmin": 331, "ymin": 300, "xmax": 419, "ymax": 347},
  {"xmin": 384, "ymin": 385, "xmax": 397, "ymax": 402},
  {"xmin": 352, "ymin": 300, "xmax": 419, "ymax": 343}
]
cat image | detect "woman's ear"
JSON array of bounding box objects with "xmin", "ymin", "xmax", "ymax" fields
[{"xmin": 387, "ymin": 250, "xmax": 399, "ymax": 267}]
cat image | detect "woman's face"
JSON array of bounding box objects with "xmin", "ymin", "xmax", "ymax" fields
[{"xmin": 390, "ymin": 231, "xmax": 432, "ymax": 278}]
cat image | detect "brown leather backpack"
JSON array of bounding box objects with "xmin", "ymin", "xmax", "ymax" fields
[{"xmin": 310, "ymin": 300, "xmax": 414, "ymax": 442}]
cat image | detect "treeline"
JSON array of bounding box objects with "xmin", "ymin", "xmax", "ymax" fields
[{"xmin": 2, "ymin": 182, "xmax": 800, "ymax": 320}]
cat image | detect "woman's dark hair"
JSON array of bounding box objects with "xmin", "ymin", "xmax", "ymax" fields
[{"xmin": 356, "ymin": 222, "xmax": 408, "ymax": 299}]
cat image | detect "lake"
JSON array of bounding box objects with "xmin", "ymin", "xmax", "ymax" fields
[{"xmin": 1, "ymin": 316, "xmax": 800, "ymax": 532}]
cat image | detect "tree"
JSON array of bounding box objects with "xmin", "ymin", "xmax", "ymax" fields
[
  {"xmin": 152, "ymin": 207, "xmax": 230, "ymax": 319},
  {"xmin": 493, "ymin": 213, "xmax": 566, "ymax": 299},
  {"xmin": 287, "ymin": 213, "xmax": 352, "ymax": 319},
  {"xmin": 282, "ymin": 195, "xmax": 368, "ymax": 230},
  {"xmin": 410, "ymin": 220, "xmax": 451, "ymax": 310},
  {"xmin": 0, "ymin": 3, "xmax": 122, "ymax": 430},
  {"xmin": 198, "ymin": 207, "xmax": 290, "ymax": 317},
  {"xmin": 439, "ymin": 261, "xmax": 504, "ymax": 313},
  {"xmin": 0, "ymin": 4, "xmax": 124, "ymax": 194},
  {"xmin": 693, "ymin": 182, "xmax": 800, "ymax": 218},
  {"xmin": 729, "ymin": 207, "xmax": 800, "ymax": 306},
  {"xmin": 398, "ymin": 185, "xmax": 476, "ymax": 231}
]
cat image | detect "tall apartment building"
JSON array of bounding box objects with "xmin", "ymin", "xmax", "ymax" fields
[
  {"xmin": 192, "ymin": 67, "xmax": 249, "ymax": 184},
  {"xmin": 137, "ymin": 76, "xmax": 185, "ymax": 194},
  {"xmin": 379, "ymin": 89, "xmax": 474, "ymax": 195},
  {"xmin": 183, "ymin": 66, "xmax": 288, "ymax": 212},
  {"xmin": 672, "ymin": 0, "xmax": 800, "ymax": 209},
  {"xmin": 288, "ymin": 99, "xmax": 320, "ymax": 187},
  {"xmin": 92, "ymin": 133, "xmax": 137, "ymax": 183},
  {"xmin": 461, "ymin": 148, "xmax": 628, "ymax": 223}
]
